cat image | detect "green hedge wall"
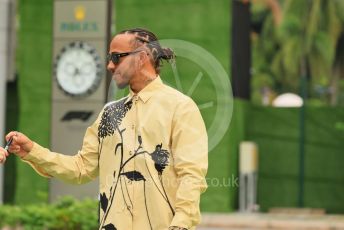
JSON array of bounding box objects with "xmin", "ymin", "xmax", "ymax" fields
[
  {"xmin": 247, "ymin": 106, "xmax": 344, "ymax": 213},
  {"xmin": 16, "ymin": 0, "xmax": 53, "ymax": 204}
]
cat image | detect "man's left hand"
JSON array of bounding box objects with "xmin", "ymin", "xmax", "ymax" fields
[{"xmin": 168, "ymin": 226, "xmax": 188, "ymax": 230}]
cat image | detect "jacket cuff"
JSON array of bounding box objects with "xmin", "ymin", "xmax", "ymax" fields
[
  {"xmin": 21, "ymin": 142, "xmax": 52, "ymax": 178},
  {"xmin": 169, "ymin": 212, "xmax": 191, "ymax": 230}
]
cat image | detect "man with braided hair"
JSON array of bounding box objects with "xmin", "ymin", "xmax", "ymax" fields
[{"xmin": 1, "ymin": 28, "xmax": 208, "ymax": 230}]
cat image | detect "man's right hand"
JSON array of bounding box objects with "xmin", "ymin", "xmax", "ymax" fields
[{"xmin": 5, "ymin": 131, "xmax": 34, "ymax": 158}]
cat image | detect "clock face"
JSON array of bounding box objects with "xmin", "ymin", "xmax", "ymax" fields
[{"xmin": 54, "ymin": 41, "xmax": 103, "ymax": 98}]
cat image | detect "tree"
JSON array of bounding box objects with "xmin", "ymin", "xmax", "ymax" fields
[{"xmin": 251, "ymin": 0, "xmax": 344, "ymax": 106}]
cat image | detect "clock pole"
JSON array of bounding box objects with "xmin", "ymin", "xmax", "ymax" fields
[{"xmin": 51, "ymin": 0, "xmax": 111, "ymax": 202}]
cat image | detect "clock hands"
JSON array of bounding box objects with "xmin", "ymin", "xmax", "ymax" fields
[
  {"xmin": 73, "ymin": 68, "xmax": 80, "ymax": 76},
  {"xmin": 62, "ymin": 59, "xmax": 96, "ymax": 89},
  {"xmin": 56, "ymin": 41, "xmax": 102, "ymax": 97},
  {"xmin": 72, "ymin": 67, "xmax": 85, "ymax": 87}
]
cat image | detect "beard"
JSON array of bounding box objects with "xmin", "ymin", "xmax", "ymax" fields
[
  {"xmin": 112, "ymin": 58, "xmax": 137, "ymax": 89},
  {"xmin": 113, "ymin": 71, "xmax": 130, "ymax": 89}
]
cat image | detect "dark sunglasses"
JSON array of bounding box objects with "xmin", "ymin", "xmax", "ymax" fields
[{"xmin": 107, "ymin": 50, "xmax": 141, "ymax": 64}]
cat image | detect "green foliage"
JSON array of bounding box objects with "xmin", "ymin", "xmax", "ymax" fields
[
  {"xmin": 251, "ymin": 0, "xmax": 344, "ymax": 105},
  {"xmin": 0, "ymin": 197, "xmax": 98, "ymax": 230}
]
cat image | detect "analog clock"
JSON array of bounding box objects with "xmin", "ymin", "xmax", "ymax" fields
[{"xmin": 54, "ymin": 41, "xmax": 103, "ymax": 98}]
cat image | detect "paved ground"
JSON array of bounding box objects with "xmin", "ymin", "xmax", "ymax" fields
[
  {"xmin": 197, "ymin": 212, "xmax": 344, "ymax": 229},
  {"xmin": 198, "ymin": 228, "xmax": 234, "ymax": 230}
]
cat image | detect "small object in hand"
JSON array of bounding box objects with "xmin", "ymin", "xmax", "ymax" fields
[{"xmin": 4, "ymin": 137, "xmax": 13, "ymax": 152}]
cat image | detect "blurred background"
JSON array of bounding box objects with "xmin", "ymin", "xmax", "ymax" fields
[{"xmin": 0, "ymin": 0, "xmax": 344, "ymax": 229}]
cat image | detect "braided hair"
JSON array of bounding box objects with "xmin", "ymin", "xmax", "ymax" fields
[{"xmin": 119, "ymin": 28, "xmax": 175, "ymax": 74}]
